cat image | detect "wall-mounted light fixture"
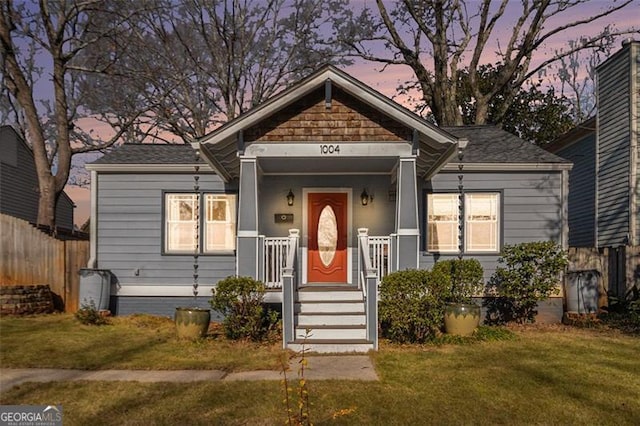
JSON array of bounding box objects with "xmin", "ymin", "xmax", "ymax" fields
[
  {"xmin": 287, "ymin": 189, "xmax": 295, "ymax": 206},
  {"xmin": 361, "ymin": 189, "xmax": 373, "ymax": 206}
]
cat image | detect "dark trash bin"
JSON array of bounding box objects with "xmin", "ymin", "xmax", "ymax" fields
[
  {"xmin": 565, "ymin": 270, "xmax": 600, "ymax": 314},
  {"xmin": 78, "ymin": 269, "xmax": 112, "ymax": 311}
]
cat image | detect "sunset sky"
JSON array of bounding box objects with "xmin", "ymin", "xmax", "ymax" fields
[{"xmin": 65, "ymin": 0, "xmax": 640, "ymax": 226}]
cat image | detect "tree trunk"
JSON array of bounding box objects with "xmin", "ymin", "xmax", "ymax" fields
[{"xmin": 36, "ymin": 174, "xmax": 57, "ymax": 231}]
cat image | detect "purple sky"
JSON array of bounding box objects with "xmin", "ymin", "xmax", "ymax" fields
[{"xmin": 68, "ymin": 0, "xmax": 640, "ymax": 226}]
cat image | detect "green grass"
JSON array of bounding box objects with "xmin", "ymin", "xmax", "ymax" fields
[
  {"xmin": 0, "ymin": 314, "xmax": 282, "ymax": 371},
  {"xmin": 1, "ymin": 315, "xmax": 639, "ymax": 424}
]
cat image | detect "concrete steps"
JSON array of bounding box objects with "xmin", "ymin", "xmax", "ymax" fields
[{"xmin": 290, "ymin": 285, "xmax": 372, "ymax": 353}]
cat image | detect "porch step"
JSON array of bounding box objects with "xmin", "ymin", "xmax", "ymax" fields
[
  {"xmin": 297, "ymin": 289, "xmax": 363, "ymax": 302},
  {"xmin": 295, "ymin": 325, "xmax": 366, "ymax": 340},
  {"xmin": 296, "ymin": 312, "xmax": 366, "ymax": 326},
  {"xmin": 295, "ymin": 301, "xmax": 364, "ymax": 313},
  {"xmin": 288, "ymin": 339, "xmax": 374, "ymax": 354}
]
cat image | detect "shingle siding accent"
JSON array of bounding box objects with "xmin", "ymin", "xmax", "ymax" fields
[
  {"xmin": 597, "ymin": 43, "xmax": 632, "ymax": 247},
  {"xmin": 96, "ymin": 173, "xmax": 236, "ymax": 289},
  {"xmin": 554, "ymin": 133, "xmax": 596, "ymax": 247},
  {"xmin": 244, "ymin": 87, "xmax": 412, "ymax": 142}
]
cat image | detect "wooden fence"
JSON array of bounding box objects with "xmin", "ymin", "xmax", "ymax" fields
[{"xmin": 0, "ymin": 214, "xmax": 89, "ymax": 312}]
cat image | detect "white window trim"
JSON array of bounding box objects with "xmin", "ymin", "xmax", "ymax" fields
[
  {"xmin": 164, "ymin": 192, "xmax": 237, "ymax": 255},
  {"xmin": 426, "ymin": 192, "xmax": 500, "ymax": 254}
]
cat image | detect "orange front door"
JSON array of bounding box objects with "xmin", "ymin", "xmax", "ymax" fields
[{"xmin": 307, "ymin": 192, "xmax": 348, "ymax": 283}]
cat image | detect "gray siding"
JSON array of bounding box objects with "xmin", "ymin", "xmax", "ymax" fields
[
  {"xmin": 96, "ymin": 173, "xmax": 237, "ymax": 289},
  {"xmin": 420, "ymin": 171, "xmax": 564, "ymax": 281},
  {"xmin": 555, "ymin": 133, "xmax": 596, "ymax": 247},
  {"xmin": 597, "ymin": 46, "xmax": 631, "ymax": 247},
  {"xmin": 111, "ymin": 296, "xmax": 221, "ymax": 318},
  {"xmin": 0, "ymin": 127, "xmax": 74, "ymax": 229}
]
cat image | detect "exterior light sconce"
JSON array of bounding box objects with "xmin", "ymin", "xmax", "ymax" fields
[
  {"xmin": 361, "ymin": 189, "xmax": 373, "ymax": 206},
  {"xmin": 286, "ymin": 189, "xmax": 295, "ymax": 206}
]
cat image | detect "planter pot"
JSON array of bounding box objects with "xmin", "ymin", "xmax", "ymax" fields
[
  {"xmin": 175, "ymin": 307, "xmax": 211, "ymax": 340},
  {"xmin": 444, "ymin": 302, "xmax": 481, "ymax": 336}
]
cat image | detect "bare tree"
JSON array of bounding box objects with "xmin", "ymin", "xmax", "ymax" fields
[
  {"xmin": 0, "ymin": 0, "xmax": 147, "ymax": 230},
  {"xmin": 336, "ymin": 0, "xmax": 638, "ymax": 126},
  {"xmin": 84, "ymin": 0, "xmax": 352, "ymax": 143}
]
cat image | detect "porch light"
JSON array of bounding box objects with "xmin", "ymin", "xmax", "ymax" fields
[
  {"xmin": 286, "ymin": 189, "xmax": 295, "ymax": 206},
  {"xmin": 361, "ymin": 189, "xmax": 371, "ymax": 206}
]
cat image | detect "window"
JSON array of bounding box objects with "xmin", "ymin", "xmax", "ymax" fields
[
  {"xmin": 165, "ymin": 193, "xmax": 237, "ymax": 253},
  {"xmin": 427, "ymin": 193, "xmax": 499, "ymax": 253}
]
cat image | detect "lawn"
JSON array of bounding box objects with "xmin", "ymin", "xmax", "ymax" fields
[{"xmin": 1, "ymin": 314, "xmax": 639, "ymax": 425}]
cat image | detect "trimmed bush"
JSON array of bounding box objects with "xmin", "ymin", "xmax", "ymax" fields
[
  {"xmin": 487, "ymin": 241, "xmax": 568, "ymax": 324},
  {"xmin": 379, "ymin": 269, "xmax": 451, "ymax": 343},
  {"xmin": 432, "ymin": 258, "xmax": 484, "ymax": 303},
  {"xmin": 210, "ymin": 276, "xmax": 279, "ymax": 341}
]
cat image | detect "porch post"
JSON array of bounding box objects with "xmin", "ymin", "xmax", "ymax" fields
[
  {"xmin": 237, "ymin": 157, "xmax": 259, "ymax": 278},
  {"xmin": 395, "ymin": 157, "xmax": 420, "ymax": 270}
]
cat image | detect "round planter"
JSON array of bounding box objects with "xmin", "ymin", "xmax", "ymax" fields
[
  {"xmin": 175, "ymin": 307, "xmax": 211, "ymax": 340},
  {"xmin": 444, "ymin": 302, "xmax": 481, "ymax": 336}
]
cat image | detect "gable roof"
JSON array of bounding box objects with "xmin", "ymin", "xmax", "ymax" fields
[{"xmin": 197, "ymin": 65, "xmax": 461, "ymax": 180}]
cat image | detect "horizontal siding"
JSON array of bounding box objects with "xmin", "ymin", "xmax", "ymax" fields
[
  {"xmin": 598, "ymin": 45, "xmax": 631, "ymax": 247},
  {"xmin": 420, "ymin": 171, "xmax": 564, "ymax": 279},
  {"xmin": 556, "ymin": 133, "xmax": 596, "ymax": 246},
  {"xmin": 97, "ymin": 173, "xmax": 236, "ymax": 288}
]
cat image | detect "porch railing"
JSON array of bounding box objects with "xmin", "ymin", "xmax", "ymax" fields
[
  {"xmin": 260, "ymin": 236, "xmax": 290, "ymax": 289},
  {"xmin": 367, "ymin": 235, "xmax": 391, "ymax": 284}
]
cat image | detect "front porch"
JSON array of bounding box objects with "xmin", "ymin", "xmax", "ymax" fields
[{"xmin": 194, "ymin": 66, "xmax": 463, "ymax": 351}]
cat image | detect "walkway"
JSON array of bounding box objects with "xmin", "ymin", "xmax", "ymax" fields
[{"xmin": 0, "ymin": 355, "xmax": 378, "ymax": 394}]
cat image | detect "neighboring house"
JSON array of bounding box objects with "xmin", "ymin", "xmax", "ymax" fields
[
  {"xmin": 86, "ymin": 65, "xmax": 571, "ymax": 352},
  {"xmin": 0, "ymin": 125, "xmax": 75, "ymax": 233},
  {"xmin": 547, "ymin": 40, "xmax": 639, "ymax": 298}
]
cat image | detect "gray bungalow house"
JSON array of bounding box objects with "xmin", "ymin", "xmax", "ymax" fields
[{"xmin": 86, "ymin": 66, "xmax": 571, "ymax": 352}]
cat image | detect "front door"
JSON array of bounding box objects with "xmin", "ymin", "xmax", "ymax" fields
[{"xmin": 307, "ymin": 192, "xmax": 348, "ymax": 283}]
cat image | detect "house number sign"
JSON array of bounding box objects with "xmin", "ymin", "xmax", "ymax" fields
[{"xmin": 319, "ymin": 144, "xmax": 340, "ymax": 154}]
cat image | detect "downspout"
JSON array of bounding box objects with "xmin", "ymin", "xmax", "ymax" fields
[{"xmin": 87, "ymin": 170, "xmax": 98, "ymax": 268}]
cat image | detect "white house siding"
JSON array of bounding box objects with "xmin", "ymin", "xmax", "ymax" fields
[
  {"xmin": 96, "ymin": 173, "xmax": 236, "ymax": 315},
  {"xmin": 597, "ymin": 45, "xmax": 632, "ymax": 247},
  {"xmin": 419, "ymin": 171, "xmax": 564, "ymax": 281}
]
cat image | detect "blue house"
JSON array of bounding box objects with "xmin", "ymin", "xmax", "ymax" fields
[{"xmin": 86, "ymin": 66, "xmax": 571, "ymax": 352}]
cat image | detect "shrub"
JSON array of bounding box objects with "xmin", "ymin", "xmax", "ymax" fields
[
  {"xmin": 210, "ymin": 276, "xmax": 279, "ymax": 341},
  {"xmin": 432, "ymin": 258, "xmax": 484, "ymax": 304},
  {"xmin": 75, "ymin": 301, "xmax": 109, "ymax": 326},
  {"xmin": 378, "ymin": 268, "xmax": 451, "ymax": 343},
  {"xmin": 487, "ymin": 241, "xmax": 568, "ymax": 324}
]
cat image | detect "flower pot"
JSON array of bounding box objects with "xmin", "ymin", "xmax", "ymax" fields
[
  {"xmin": 444, "ymin": 302, "xmax": 481, "ymax": 336},
  {"xmin": 175, "ymin": 307, "xmax": 211, "ymax": 340}
]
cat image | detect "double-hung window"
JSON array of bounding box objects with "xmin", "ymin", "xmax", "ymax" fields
[
  {"xmin": 427, "ymin": 193, "xmax": 500, "ymax": 253},
  {"xmin": 165, "ymin": 193, "xmax": 237, "ymax": 253}
]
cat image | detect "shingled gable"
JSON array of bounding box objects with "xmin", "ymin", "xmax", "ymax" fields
[{"xmin": 196, "ymin": 65, "xmax": 461, "ymax": 181}]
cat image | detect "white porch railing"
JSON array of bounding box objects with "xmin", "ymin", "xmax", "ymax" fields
[
  {"xmin": 367, "ymin": 235, "xmax": 391, "ymax": 284},
  {"xmin": 260, "ymin": 236, "xmax": 289, "ymax": 289}
]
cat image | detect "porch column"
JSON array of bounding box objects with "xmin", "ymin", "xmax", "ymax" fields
[
  {"xmin": 395, "ymin": 157, "xmax": 419, "ymax": 270},
  {"xmin": 237, "ymin": 157, "xmax": 259, "ymax": 278}
]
